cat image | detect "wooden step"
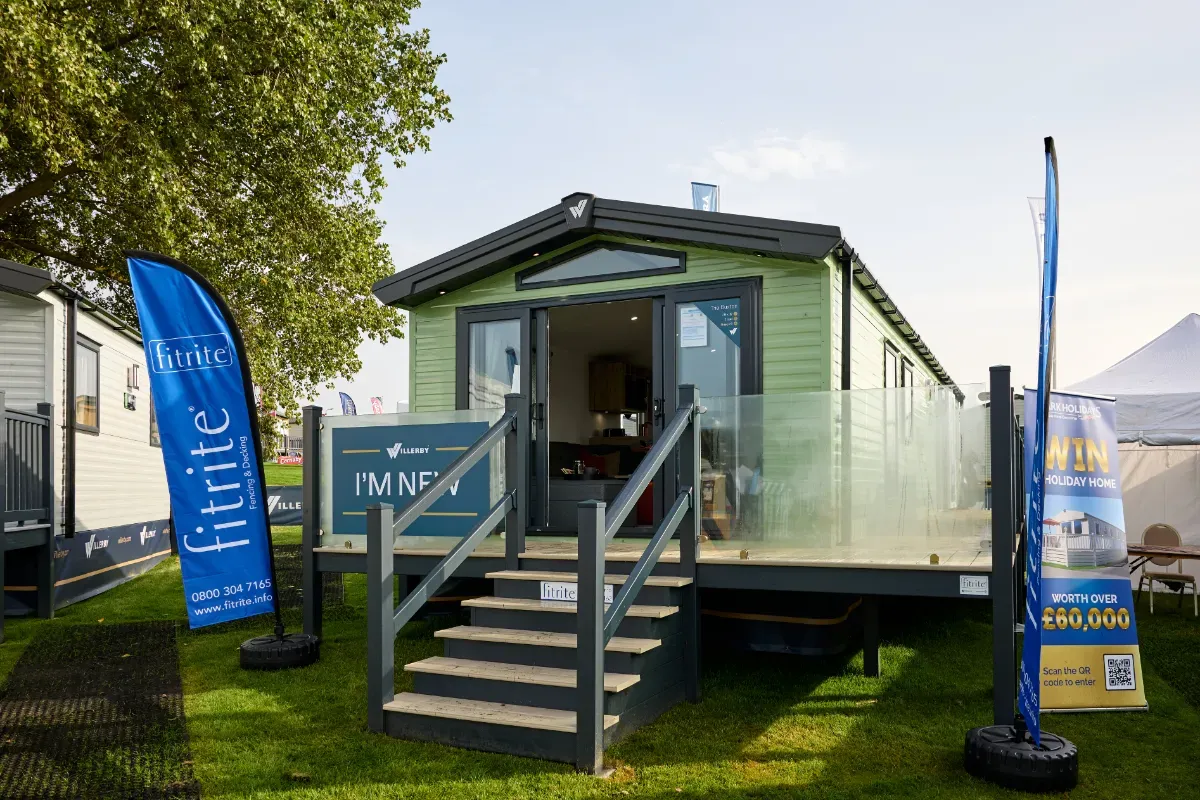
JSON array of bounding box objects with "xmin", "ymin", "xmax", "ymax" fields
[
  {"xmin": 384, "ymin": 692, "xmax": 618, "ymax": 734},
  {"xmin": 463, "ymin": 596, "xmax": 679, "ymax": 618},
  {"xmin": 434, "ymin": 625, "xmax": 659, "ymax": 654},
  {"xmin": 486, "ymin": 570, "xmax": 692, "ymax": 587},
  {"xmin": 405, "ymin": 656, "xmax": 640, "ymax": 692}
]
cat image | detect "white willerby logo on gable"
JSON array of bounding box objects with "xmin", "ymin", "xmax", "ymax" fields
[
  {"xmin": 149, "ymin": 332, "xmax": 235, "ymax": 374},
  {"xmin": 569, "ymin": 199, "xmax": 588, "ymax": 219},
  {"xmin": 387, "ymin": 442, "xmax": 430, "ymax": 459}
]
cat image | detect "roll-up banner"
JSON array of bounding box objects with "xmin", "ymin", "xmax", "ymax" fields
[
  {"xmin": 127, "ymin": 252, "xmax": 277, "ymax": 628},
  {"xmin": 1024, "ymin": 389, "xmax": 1147, "ymax": 712}
]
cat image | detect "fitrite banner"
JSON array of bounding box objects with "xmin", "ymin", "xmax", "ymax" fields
[
  {"xmin": 691, "ymin": 182, "xmax": 720, "ymax": 212},
  {"xmin": 1025, "ymin": 390, "xmax": 1147, "ymax": 711},
  {"xmin": 127, "ymin": 253, "xmax": 276, "ymax": 628}
]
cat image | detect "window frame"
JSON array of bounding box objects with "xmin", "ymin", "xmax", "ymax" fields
[
  {"xmin": 514, "ymin": 241, "xmax": 686, "ymax": 291},
  {"xmin": 75, "ymin": 335, "xmax": 101, "ymax": 434},
  {"xmin": 900, "ymin": 357, "xmax": 914, "ymax": 388},
  {"xmin": 882, "ymin": 342, "xmax": 899, "ymax": 388}
]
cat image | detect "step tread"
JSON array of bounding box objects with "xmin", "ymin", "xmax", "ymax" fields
[
  {"xmin": 463, "ymin": 596, "xmax": 679, "ymax": 618},
  {"xmin": 405, "ymin": 656, "xmax": 640, "ymax": 692},
  {"xmin": 486, "ymin": 570, "xmax": 692, "ymax": 587},
  {"xmin": 434, "ymin": 625, "xmax": 660, "ymax": 654},
  {"xmin": 385, "ymin": 692, "xmax": 619, "ymax": 733}
]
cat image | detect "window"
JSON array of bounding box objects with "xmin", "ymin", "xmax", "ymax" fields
[
  {"xmin": 516, "ymin": 243, "xmax": 685, "ymax": 290},
  {"xmin": 901, "ymin": 358, "xmax": 914, "ymax": 388},
  {"xmin": 75, "ymin": 338, "xmax": 100, "ymax": 432},
  {"xmin": 150, "ymin": 398, "xmax": 161, "ymax": 447},
  {"xmin": 883, "ymin": 343, "xmax": 899, "ymax": 388},
  {"xmin": 467, "ymin": 319, "xmax": 521, "ymax": 409}
]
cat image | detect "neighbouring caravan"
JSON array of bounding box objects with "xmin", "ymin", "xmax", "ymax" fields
[{"xmin": 1, "ymin": 257, "xmax": 171, "ymax": 624}]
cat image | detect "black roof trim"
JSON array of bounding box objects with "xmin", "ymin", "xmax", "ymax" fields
[
  {"xmin": 0, "ymin": 257, "xmax": 53, "ymax": 295},
  {"xmin": 373, "ymin": 193, "xmax": 843, "ymax": 307}
]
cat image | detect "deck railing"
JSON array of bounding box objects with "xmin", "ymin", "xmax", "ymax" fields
[
  {"xmin": 575, "ymin": 384, "xmax": 702, "ymax": 773},
  {"xmin": 1, "ymin": 390, "xmax": 57, "ymax": 640},
  {"xmin": 363, "ymin": 394, "xmax": 527, "ymax": 732}
]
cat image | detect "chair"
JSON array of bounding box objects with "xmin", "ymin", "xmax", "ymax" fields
[{"xmin": 1138, "ymin": 523, "xmax": 1197, "ymax": 616}]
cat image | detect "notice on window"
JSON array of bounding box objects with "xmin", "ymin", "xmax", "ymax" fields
[{"xmin": 679, "ymin": 306, "xmax": 708, "ymax": 348}]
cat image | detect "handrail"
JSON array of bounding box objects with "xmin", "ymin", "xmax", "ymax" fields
[
  {"xmin": 603, "ymin": 488, "xmax": 691, "ymax": 642},
  {"xmin": 391, "ymin": 409, "xmax": 516, "ymax": 535},
  {"xmin": 3, "ymin": 408, "xmax": 50, "ymax": 426},
  {"xmin": 602, "ymin": 401, "xmax": 695, "ymax": 540},
  {"xmin": 392, "ymin": 491, "xmax": 514, "ymax": 632}
]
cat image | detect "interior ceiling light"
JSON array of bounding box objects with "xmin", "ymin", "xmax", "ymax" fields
[{"xmin": 630, "ymin": 316, "xmax": 638, "ymax": 321}]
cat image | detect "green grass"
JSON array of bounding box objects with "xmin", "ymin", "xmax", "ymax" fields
[
  {"xmin": 2, "ymin": 562, "xmax": 1198, "ymax": 799},
  {"xmin": 265, "ymin": 464, "xmax": 303, "ymax": 485}
]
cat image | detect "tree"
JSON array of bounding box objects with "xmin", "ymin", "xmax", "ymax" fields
[{"xmin": 0, "ymin": 0, "xmax": 450, "ymax": 418}]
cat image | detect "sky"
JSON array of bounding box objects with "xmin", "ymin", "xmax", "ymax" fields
[{"xmin": 314, "ymin": 0, "xmax": 1200, "ymax": 411}]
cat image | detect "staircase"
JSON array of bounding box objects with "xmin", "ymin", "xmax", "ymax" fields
[
  {"xmin": 383, "ymin": 566, "xmax": 691, "ymax": 763},
  {"xmin": 363, "ymin": 387, "xmax": 703, "ymax": 773}
]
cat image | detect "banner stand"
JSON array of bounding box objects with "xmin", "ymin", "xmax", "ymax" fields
[
  {"xmin": 964, "ymin": 138, "xmax": 1079, "ymax": 792},
  {"xmin": 125, "ymin": 251, "xmax": 318, "ymax": 670}
]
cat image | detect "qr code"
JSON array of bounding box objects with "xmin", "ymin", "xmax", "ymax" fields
[{"xmin": 1104, "ymin": 654, "xmax": 1136, "ymax": 691}]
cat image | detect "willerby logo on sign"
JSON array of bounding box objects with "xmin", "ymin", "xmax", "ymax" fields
[{"xmin": 149, "ymin": 333, "xmax": 235, "ymax": 374}]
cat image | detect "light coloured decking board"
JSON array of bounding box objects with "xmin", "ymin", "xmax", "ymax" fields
[
  {"xmin": 404, "ymin": 656, "xmax": 640, "ymax": 692},
  {"xmin": 433, "ymin": 625, "xmax": 660, "ymax": 654},
  {"xmin": 484, "ymin": 570, "xmax": 692, "ymax": 587},
  {"xmin": 462, "ymin": 596, "xmax": 679, "ymax": 618},
  {"xmin": 384, "ymin": 693, "xmax": 618, "ymax": 733}
]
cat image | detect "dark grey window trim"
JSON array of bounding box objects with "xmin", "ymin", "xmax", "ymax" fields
[
  {"xmin": 883, "ymin": 341, "xmax": 900, "ymax": 389},
  {"xmin": 515, "ymin": 241, "xmax": 686, "ymax": 291},
  {"xmin": 900, "ymin": 357, "xmax": 915, "ymax": 388},
  {"xmin": 75, "ymin": 334, "xmax": 101, "ymax": 434}
]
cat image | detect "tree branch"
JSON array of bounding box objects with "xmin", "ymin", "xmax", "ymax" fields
[
  {"xmin": 0, "ymin": 166, "xmax": 81, "ymax": 220},
  {"xmin": 0, "ymin": 236, "xmax": 98, "ymax": 273}
]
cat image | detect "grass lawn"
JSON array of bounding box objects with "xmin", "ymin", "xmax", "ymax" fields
[
  {"xmin": 2, "ymin": 549, "xmax": 1197, "ymax": 799},
  {"xmin": 265, "ymin": 463, "xmax": 303, "ymax": 485}
]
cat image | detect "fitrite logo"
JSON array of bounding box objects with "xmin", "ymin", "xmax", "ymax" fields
[
  {"xmin": 149, "ymin": 333, "xmax": 234, "ymax": 374},
  {"xmin": 568, "ymin": 198, "xmax": 588, "ymax": 219}
]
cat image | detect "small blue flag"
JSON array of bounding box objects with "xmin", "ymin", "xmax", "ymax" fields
[
  {"xmin": 339, "ymin": 392, "xmax": 357, "ymax": 416},
  {"xmin": 691, "ymin": 182, "xmax": 720, "ymax": 212}
]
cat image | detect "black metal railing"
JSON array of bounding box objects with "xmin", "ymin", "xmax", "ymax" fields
[
  {"xmin": 364, "ymin": 394, "xmax": 526, "ymax": 732},
  {"xmin": 575, "ymin": 384, "xmax": 702, "ymax": 773}
]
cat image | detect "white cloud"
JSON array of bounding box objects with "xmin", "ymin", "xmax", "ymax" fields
[{"xmin": 709, "ymin": 133, "xmax": 850, "ymax": 181}]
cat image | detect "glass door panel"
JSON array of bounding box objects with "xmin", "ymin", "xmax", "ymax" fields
[{"xmin": 467, "ymin": 319, "xmax": 522, "ymax": 409}]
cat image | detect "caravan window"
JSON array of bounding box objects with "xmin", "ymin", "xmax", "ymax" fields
[
  {"xmin": 76, "ymin": 338, "xmax": 100, "ymax": 432},
  {"xmin": 467, "ymin": 319, "xmax": 521, "ymax": 409},
  {"xmin": 517, "ymin": 243, "xmax": 684, "ymax": 290}
]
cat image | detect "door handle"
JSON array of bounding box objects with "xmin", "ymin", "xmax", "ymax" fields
[
  {"xmin": 533, "ymin": 402, "xmax": 546, "ymax": 427},
  {"xmin": 653, "ymin": 397, "xmax": 664, "ymax": 423}
]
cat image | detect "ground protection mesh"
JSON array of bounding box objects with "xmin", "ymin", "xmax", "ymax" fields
[
  {"xmin": 273, "ymin": 544, "xmax": 344, "ymax": 610},
  {"xmin": 0, "ymin": 621, "xmax": 200, "ymax": 799}
]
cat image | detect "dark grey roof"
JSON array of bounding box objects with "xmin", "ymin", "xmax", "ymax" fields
[
  {"xmin": 373, "ymin": 193, "xmax": 844, "ymax": 307},
  {"xmin": 0, "ymin": 257, "xmax": 52, "ymax": 295}
]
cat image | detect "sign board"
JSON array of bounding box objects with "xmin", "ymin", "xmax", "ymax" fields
[
  {"xmin": 266, "ymin": 485, "xmax": 303, "ymax": 526},
  {"xmin": 959, "ymin": 575, "xmax": 989, "ymax": 596},
  {"xmin": 277, "ymin": 455, "xmax": 302, "ymax": 466},
  {"xmin": 541, "ymin": 581, "xmax": 614, "ymax": 604},
  {"xmin": 331, "ymin": 421, "xmax": 491, "ymax": 536},
  {"xmin": 1025, "ymin": 389, "xmax": 1147, "ymax": 712}
]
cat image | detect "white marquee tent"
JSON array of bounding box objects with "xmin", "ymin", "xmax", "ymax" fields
[{"xmin": 1068, "ymin": 313, "xmax": 1200, "ymax": 583}]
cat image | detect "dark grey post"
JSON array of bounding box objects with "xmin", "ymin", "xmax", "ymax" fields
[
  {"xmin": 989, "ymin": 366, "xmax": 1016, "ymax": 726},
  {"xmin": 862, "ymin": 596, "xmax": 880, "ymax": 677},
  {"xmin": 504, "ymin": 394, "xmax": 526, "ymax": 570},
  {"xmin": 0, "ymin": 391, "xmax": 6, "ymax": 644},
  {"xmin": 576, "ymin": 500, "xmax": 605, "ymax": 774},
  {"xmin": 36, "ymin": 402, "xmax": 55, "ymax": 619},
  {"xmin": 301, "ymin": 405, "xmax": 323, "ymax": 639},
  {"xmin": 366, "ymin": 503, "xmax": 395, "ymax": 733},
  {"xmin": 676, "ymin": 384, "xmax": 702, "ymax": 702}
]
